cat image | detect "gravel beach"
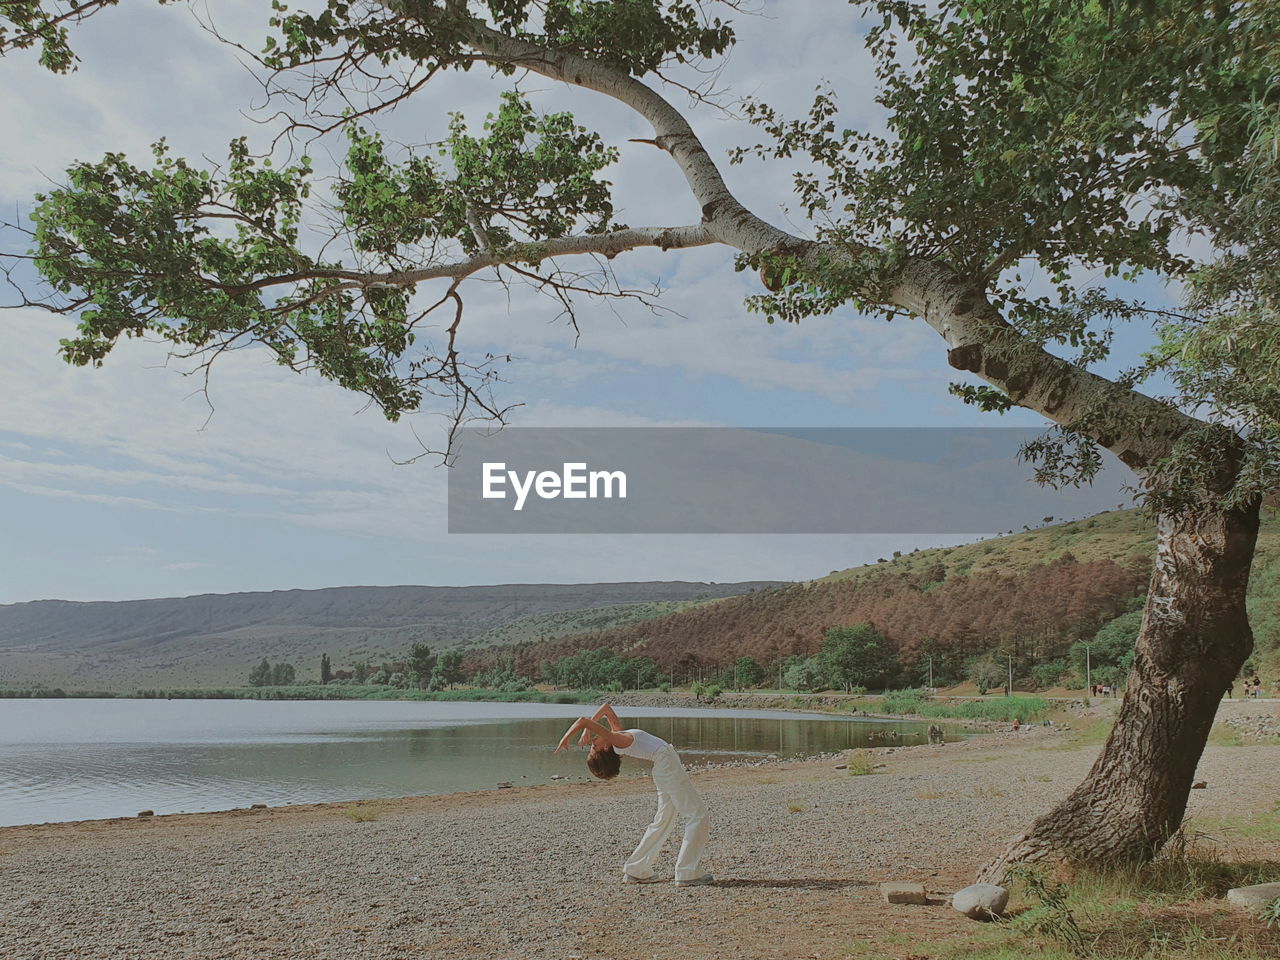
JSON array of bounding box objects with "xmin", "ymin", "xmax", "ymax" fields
[{"xmin": 3, "ymin": 710, "xmax": 1277, "ymax": 960}]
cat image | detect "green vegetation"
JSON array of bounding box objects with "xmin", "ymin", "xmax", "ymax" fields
[
  {"xmin": 1199, "ymin": 803, "xmax": 1280, "ymax": 844},
  {"xmin": 247, "ymin": 658, "xmax": 296, "ymax": 687},
  {"xmin": 1071, "ymin": 602, "xmax": 1142, "ymax": 689},
  {"xmin": 127, "ymin": 685, "xmax": 597, "ymax": 704},
  {"xmin": 541, "ymin": 648, "xmax": 666, "ymax": 691},
  {"xmin": 878, "ymin": 690, "xmax": 1050, "ymax": 722},
  {"xmin": 844, "ymin": 750, "xmax": 877, "ymax": 776},
  {"xmin": 0, "ymin": 688, "xmax": 121, "ymax": 699},
  {"xmin": 341, "ymin": 801, "xmax": 383, "ymax": 822},
  {"xmin": 819, "ymin": 510, "xmax": 1157, "ymax": 585},
  {"xmin": 464, "ymin": 600, "xmax": 690, "ymax": 648},
  {"xmin": 847, "ymin": 848, "xmax": 1280, "ymax": 960},
  {"xmin": 820, "ymin": 623, "xmax": 897, "ymax": 692}
]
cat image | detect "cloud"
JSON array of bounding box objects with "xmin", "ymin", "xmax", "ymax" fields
[
  {"xmin": 0, "ymin": 2, "xmax": 1055, "ymax": 602},
  {"xmin": 162, "ymin": 561, "xmax": 210, "ymax": 572}
]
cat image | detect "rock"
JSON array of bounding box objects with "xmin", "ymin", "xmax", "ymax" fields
[
  {"xmin": 497, "ymin": 782, "xmax": 513, "ymax": 789},
  {"xmin": 880, "ymin": 882, "xmax": 927, "ymax": 905},
  {"xmin": 952, "ymin": 883, "xmax": 1009, "ymax": 920},
  {"xmin": 251, "ymin": 803, "xmax": 268, "ymax": 809},
  {"xmin": 834, "ymin": 764, "xmax": 848, "ymax": 770},
  {"xmin": 1191, "ymin": 781, "xmax": 1207, "ymax": 789},
  {"xmin": 136, "ymin": 810, "xmax": 154, "ymax": 818},
  {"xmin": 1226, "ymin": 883, "xmax": 1280, "ymax": 908}
]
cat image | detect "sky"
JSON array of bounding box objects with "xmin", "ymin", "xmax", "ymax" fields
[{"xmin": 0, "ymin": 1, "xmax": 1168, "ymax": 604}]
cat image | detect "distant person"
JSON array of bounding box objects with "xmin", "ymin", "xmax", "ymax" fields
[
  {"xmin": 1226, "ymin": 682, "xmax": 1234, "ymax": 699},
  {"xmin": 556, "ymin": 703, "xmax": 712, "ymax": 887}
]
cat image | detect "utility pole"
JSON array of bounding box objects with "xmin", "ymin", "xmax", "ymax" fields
[
  {"xmin": 1085, "ymin": 644, "xmax": 1092, "ymax": 694},
  {"xmin": 927, "ymin": 654, "xmax": 934, "ymax": 692},
  {"xmin": 1007, "ymin": 655, "xmax": 1013, "ymax": 697}
]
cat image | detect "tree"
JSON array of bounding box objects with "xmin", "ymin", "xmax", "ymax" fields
[
  {"xmin": 433, "ymin": 650, "xmax": 466, "ymax": 689},
  {"xmin": 407, "ymin": 643, "xmax": 436, "ymax": 690},
  {"xmin": 248, "ymin": 657, "xmax": 272, "ymax": 688},
  {"xmin": 820, "ymin": 623, "xmax": 897, "ymax": 692},
  {"xmin": 783, "ymin": 657, "xmax": 828, "ymax": 693},
  {"xmin": 320, "ymin": 653, "xmax": 332, "ymax": 686},
  {"xmin": 732, "ymin": 655, "xmax": 765, "ymax": 690},
  {"xmin": 3, "ymin": 0, "xmax": 1276, "ymax": 879},
  {"xmin": 1072, "ymin": 608, "xmax": 1143, "ymax": 688},
  {"xmin": 967, "ymin": 657, "xmax": 1003, "ymax": 697},
  {"xmin": 269, "ymin": 661, "xmax": 296, "ymax": 686}
]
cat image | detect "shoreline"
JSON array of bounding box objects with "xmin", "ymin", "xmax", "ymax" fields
[
  {"xmin": 4, "ymin": 728, "xmax": 1276, "ymax": 960},
  {"xmin": 2, "ymin": 697, "xmax": 1272, "ymax": 835},
  {"xmin": 0, "ymin": 727, "xmax": 1040, "ymax": 837}
]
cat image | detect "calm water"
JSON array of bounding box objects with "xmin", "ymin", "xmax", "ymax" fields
[{"xmin": 0, "ymin": 699, "xmax": 944, "ymax": 826}]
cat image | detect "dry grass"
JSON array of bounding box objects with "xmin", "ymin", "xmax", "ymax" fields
[
  {"xmin": 341, "ymin": 801, "xmax": 384, "ymax": 822},
  {"xmin": 845, "ymin": 839, "xmax": 1280, "ymax": 960}
]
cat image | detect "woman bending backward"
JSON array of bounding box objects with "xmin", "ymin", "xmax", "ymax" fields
[{"xmin": 556, "ymin": 703, "xmax": 713, "ymax": 887}]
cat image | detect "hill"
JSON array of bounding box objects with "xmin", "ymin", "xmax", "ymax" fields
[
  {"xmin": 0, "ymin": 581, "xmax": 779, "ymax": 690},
  {"xmin": 493, "ymin": 509, "xmax": 1280, "ymax": 684}
]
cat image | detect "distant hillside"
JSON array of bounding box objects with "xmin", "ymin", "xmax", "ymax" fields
[
  {"xmin": 494, "ymin": 509, "xmax": 1280, "ymax": 682},
  {"xmin": 0, "ymin": 581, "xmax": 780, "ymax": 690}
]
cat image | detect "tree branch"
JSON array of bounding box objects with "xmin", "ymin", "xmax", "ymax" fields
[{"xmin": 387, "ymin": 2, "xmax": 799, "ymax": 257}]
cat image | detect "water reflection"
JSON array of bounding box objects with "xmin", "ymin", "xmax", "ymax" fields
[{"xmin": 0, "ymin": 699, "xmax": 953, "ymax": 826}]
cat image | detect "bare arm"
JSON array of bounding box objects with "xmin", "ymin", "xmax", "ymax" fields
[
  {"xmin": 579, "ymin": 702, "xmax": 624, "ymax": 745},
  {"xmin": 594, "ymin": 703, "xmax": 623, "ymax": 731},
  {"xmin": 556, "ymin": 717, "xmax": 633, "ymax": 753}
]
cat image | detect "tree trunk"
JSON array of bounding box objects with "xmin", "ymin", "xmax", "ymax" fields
[{"xmin": 978, "ymin": 497, "xmax": 1261, "ymax": 882}]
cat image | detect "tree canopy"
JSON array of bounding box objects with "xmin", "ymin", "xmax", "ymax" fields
[{"xmin": 3, "ymin": 0, "xmax": 1271, "ymax": 494}]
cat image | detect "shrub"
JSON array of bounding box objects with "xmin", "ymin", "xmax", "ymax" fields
[{"xmin": 845, "ymin": 750, "xmax": 877, "ymax": 775}]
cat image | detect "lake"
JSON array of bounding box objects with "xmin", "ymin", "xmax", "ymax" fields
[{"xmin": 0, "ymin": 698, "xmax": 944, "ymax": 826}]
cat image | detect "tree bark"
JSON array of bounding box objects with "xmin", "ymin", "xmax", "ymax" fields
[{"xmin": 978, "ymin": 495, "xmax": 1261, "ymax": 881}]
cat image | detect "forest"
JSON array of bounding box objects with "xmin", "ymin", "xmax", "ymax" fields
[{"xmin": 473, "ymin": 552, "xmax": 1151, "ymax": 689}]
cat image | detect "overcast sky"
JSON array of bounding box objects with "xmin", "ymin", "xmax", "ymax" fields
[{"xmin": 0, "ymin": 2, "xmax": 1163, "ymax": 603}]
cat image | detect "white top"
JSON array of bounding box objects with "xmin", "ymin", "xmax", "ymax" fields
[{"xmin": 615, "ymin": 728, "xmax": 668, "ymax": 761}]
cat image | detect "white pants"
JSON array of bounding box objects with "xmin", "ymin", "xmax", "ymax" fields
[{"xmin": 623, "ymin": 744, "xmax": 709, "ymax": 882}]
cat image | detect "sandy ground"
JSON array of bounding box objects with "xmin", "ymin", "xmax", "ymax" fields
[{"xmin": 2, "ymin": 713, "xmax": 1277, "ymax": 960}]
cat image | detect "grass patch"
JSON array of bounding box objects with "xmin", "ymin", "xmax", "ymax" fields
[
  {"xmin": 853, "ymin": 844, "xmax": 1280, "ymax": 960},
  {"xmin": 1043, "ymin": 716, "xmax": 1115, "ymax": 751},
  {"xmin": 877, "ymin": 690, "xmax": 1050, "ymax": 722},
  {"xmin": 1198, "ymin": 803, "xmax": 1280, "ymax": 844},
  {"xmin": 342, "ymin": 801, "xmax": 384, "ymax": 822},
  {"xmin": 122, "ymin": 685, "xmax": 601, "ymax": 704},
  {"xmin": 844, "ymin": 750, "xmax": 877, "ymax": 776},
  {"xmin": 1209, "ymin": 725, "xmax": 1247, "ymax": 747}
]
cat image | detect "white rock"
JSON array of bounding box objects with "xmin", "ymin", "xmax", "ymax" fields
[
  {"xmin": 1226, "ymin": 883, "xmax": 1280, "ymax": 908},
  {"xmin": 880, "ymin": 882, "xmax": 927, "ymax": 905},
  {"xmin": 952, "ymin": 883, "xmax": 1009, "ymax": 919}
]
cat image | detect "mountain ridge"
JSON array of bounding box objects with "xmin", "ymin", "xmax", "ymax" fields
[{"xmin": 0, "ymin": 580, "xmax": 782, "ymax": 689}]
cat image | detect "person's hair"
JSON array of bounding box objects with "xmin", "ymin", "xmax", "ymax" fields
[{"xmin": 586, "ymin": 742, "xmax": 621, "ymax": 780}]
